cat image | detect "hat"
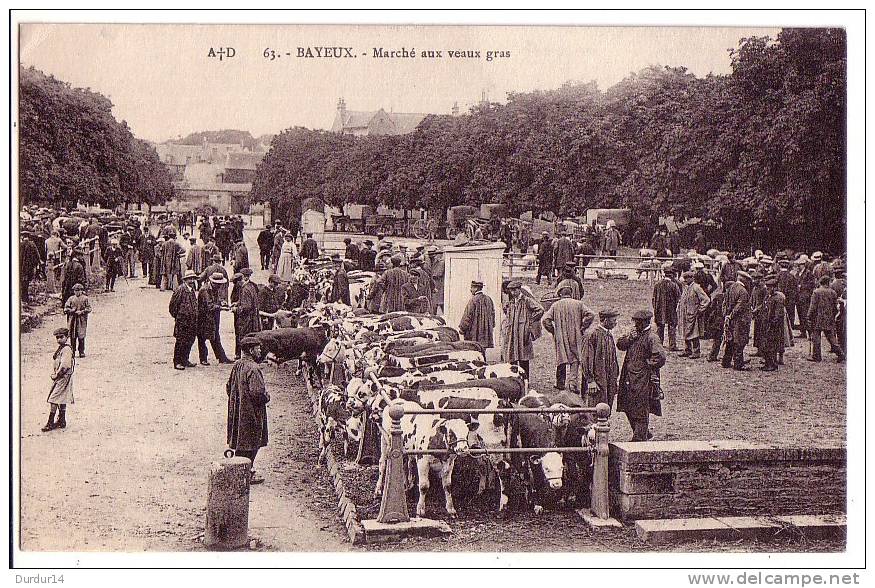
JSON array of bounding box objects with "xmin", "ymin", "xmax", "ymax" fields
[
  {"xmin": 73, "ymin": 282, "xmax": 85, "ymax": 291},
  {"xmin": 795, "ymin": 255, "xmax": 809, "ymax": 265},
  {"xmin": 599, "ymin": 308, "xmax": 619, "ymax": 318},
  {"xmin": 53, "ymin": 327, "xmax": 70, "ymax": 337},
  {"xmin": 240, "ymin": 336, "xmax": 261, "ymax": 348},
  {"xmin": 777, "ymin": 259, "xmax": 791, "ymax": 267},
  {"xmin": 760, "ymin": 256, "xmax": 774, "ymax": 264},
  {"xmin": 240, "ymin": 268, "xmax": 254, "ymax": 277},
  {"xmin": 209, "ymin": 272, "xmax": 228, "ymax": 284},
  {"xmin": 541, "ymin": 231, "xmax": 549, "ymax": 236},
  {"xmin": 183, "ymin": 270, "xmax": 198, "ymax": 280},
  {"xmin": 706, "ymin": 248, "xmax": 720, "ymax": 257},
  {"xmin": 471, "ymin": 280, "xmax": 484, "ymax": 288},
  {"xmin": 212, "ymin": 253, "xmax": 222, "ymax": 261},
  {"xmin": 693, "ymin": 261, "xmax": 705, "ymax": 269},
  {"xmin": 737, "ymin": 271, "xmax": 752, "ymax": 281},
  {"xmin": 682, "ymin": 270, "xmax": 695, "ymax": 278},
  {"xmin": 379, "ymin": 242, "xmax": 392, "ymax": 249},
  {"xmin": 687, "ymin": 250, "xmax": 698, "ymax": 258},
  {"xmin": 268, "ymin": 274, "xmax": 282, "ymax": 284},
  {"xmin": 631, "ymin": 309, "xmax": 653, "ymax": 321},
  {"xmin": 764, "ymin": 275, "xmax": 778, "ymax": 286},
  {"xmin": 811, "ymin": 251, "xmax": 823, "ymax": 261},
  {"xmin": 557, "ymin": 284, "xmax": 574, "ymax": 296},
  {"xmin": 231, "ymin": 273, "xmax": 243, "ymax": 282},
  {"xmin": 506, "ymin": 280, "xmax": 522, "ymax": 290},
  {"xmin": 426, "ymin": 245, "xmax": 438, "ymax": 253},
  {"xmin": 390, "ymin": 254, "xmax": 403, "ymax": 265},
  {"xmin": 363, "ymin": 240, "xmax": 373, "ymax": 246},
  {"xmin": 564, "ymin": 261, "xmax": 576, "ymax": 269},
  {"xmin": 754, "ymin": 250, "xmax": 764, "ymax": 259}
]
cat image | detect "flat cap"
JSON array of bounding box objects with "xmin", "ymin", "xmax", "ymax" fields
[
  {"xmin": 564, "ymin": 261, "xmax": 577, "ymax": 269},
  {"xmin": 599, "ymin": 308, "xmax": 619, "ymax": 318},
  {"xmin": 53, "ymin": 327, "xmax": 70, "ymax": 337},
  {"xmin": 506, "ymin": 280, "xmax": 522, "ymax": 290},
  {"xmin": 811, "ymin": 251, "xmax": 823, "ymax": 261},
  {"xmin": 764, "ymin": 275, "xmax": 778, "ymax": 286},
  {"xmin": 183, "ymin": 270, "xmax": 198, "ymax": 280},
  {"xmin": 682, "ymin": 270, "xmax": 695, "ymax": 278},
  {"xmin": 471, "ymin": 280, "xmax": 484, "ymax": 288},
  {"xmin": 268, "ymin": 274, "xmax": 282, "ymax": 284},
  {"xmin": 631, "ymin": 309, "xmax": 653, "ymax": 321},
  {"xmin": 231, "ymin": 272, "xmax": 243, "ymax": 282},
  {"xmin": 240, "ymin": 336, "xmax": 261, "ymax": 348},
  {"xmin": 737, "ymin": 271, "xmax": 752, "ymax": 281},
  {"xmin": 240, "ymin": 267, "xmax": 254, "ymax": 276}
]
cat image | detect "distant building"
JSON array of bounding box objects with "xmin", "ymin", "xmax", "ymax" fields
[
  {"xmin": 155, "ymin": 138, "xmax": 265, "ymax": 213},
  {"xmin": 330, "ymin": 98, "xmax": 430, "ymax": 136}
]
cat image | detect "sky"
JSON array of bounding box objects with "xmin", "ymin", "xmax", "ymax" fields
[{"xmin": 19, "ymin": 24, "xmax": 780, "ymax": 143}]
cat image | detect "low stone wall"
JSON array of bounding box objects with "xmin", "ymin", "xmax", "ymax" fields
[{"xmin": 609, "ymin": 441, "xmax": 846, "ymax": 522}]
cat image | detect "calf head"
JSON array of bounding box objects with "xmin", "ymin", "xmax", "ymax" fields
[
  {"xmin": 531, "ymin": 452, "xmax": 564, "ymax": 490},
  {"xmin": 434, "ymin": 418, "xmax": 471, "ymax": 456}
]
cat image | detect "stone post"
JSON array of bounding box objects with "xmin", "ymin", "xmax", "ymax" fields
[
  {"xmin": 591, "ymin": 402, "xmax": 611, "ymax": 519},
  {"xmin": 204, "ymin": 456, "xmax": 251, "ymax": 549},
  {"xmin": 376, "ymin": 403, "xmax": 409, "ymax": 524}
]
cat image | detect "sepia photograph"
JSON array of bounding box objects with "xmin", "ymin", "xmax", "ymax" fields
[{"xmin": 9, "ymin": 9, "xmax": 866, "ymax": 575}]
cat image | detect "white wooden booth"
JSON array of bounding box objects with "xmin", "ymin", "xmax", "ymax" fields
[{"xmin": 442, "ymin": 242, "xmax": 506, "ymax": 358}]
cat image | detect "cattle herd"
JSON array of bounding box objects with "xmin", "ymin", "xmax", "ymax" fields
[{"xmin": 257, "ymin": 292, "xmax": 599, "ymax": 519}]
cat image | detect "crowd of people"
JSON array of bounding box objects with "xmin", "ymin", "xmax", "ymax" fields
[{"xmin": 20, "ymin": 205, "xmax": 848, "ymax": 448}]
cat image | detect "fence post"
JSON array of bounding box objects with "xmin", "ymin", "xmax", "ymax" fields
[
  {"xmin": 590, "ymin": 402, "xmax": 611, "ymax": 519},
  {"xmin": 377, "ymin": 403, "xmax": 409, "ymax": 524}
]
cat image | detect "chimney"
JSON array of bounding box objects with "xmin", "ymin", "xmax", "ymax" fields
[
  {"xmin": 451, "ymin": 102, "xmax": 459, "ymax": 116},
  {"xmin": 337, "ymin": 97, "xmax": 347, "ymax": 115},
  {"xmin": 481, "ymin": 90, "xmax": 487, "ymax": 104}
]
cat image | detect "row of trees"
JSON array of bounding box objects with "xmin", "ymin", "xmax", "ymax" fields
[
  {"xmin": 19, "ymin": 66, "xmax": 173, "ymax": 209},
  {"xmin": 251, "ymin": 28, "xmax": 846, "ymax": 250}
]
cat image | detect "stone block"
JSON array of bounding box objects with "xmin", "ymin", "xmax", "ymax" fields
[{"xmin": 361, "ymin": 517, "xmax": 452, "ymax": 544}]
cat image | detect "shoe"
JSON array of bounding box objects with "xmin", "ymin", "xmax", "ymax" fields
[
  {"xmin": 688, "ymin": 354, "xmax": 701, "ymax": 359},
  {"xmin": 707, "ymin": 356, "xmax": 718, "ymax": 362},
  {"xmin": 41, "ymin": 422, "xmax": 57, "ymax": 432},
  {"xmin": 200, "ymin": 361, "xmax": 210, "ymax": 366},
  {"xmin": 219, "ymin": 359, "xmax": 234, "ymax": 364},
  {"xmin": 250, "ymin": 471, "xmax": 265, "ymax": 485},
  {"xmin": 174, "ymin": 364, "xmax": 186, "ymax": 370},
  {"xmin": 184, "ymin": 361, "xmax": 197, "ymax": 367},
  {"xmin": 678, "ymin": 350, "xmax": 690, "ymax": 357},
  {"xmin": 807, "ymin": 357, "xmax": 821, "ymax": 363},
  {"xmin": 733, "ymin": 366, "xmax": 750, "ymax": 372},
  {"xmin": 760, "ymin": 366, "xmax": 777, "ymax": 371},
  {"xmin": 79, "ymin": 352, "xmax": 85, "ymax": 358}
]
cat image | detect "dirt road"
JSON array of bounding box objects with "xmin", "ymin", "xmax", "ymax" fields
[{"xmin": 19, "ymin": 230, "xmax": 350, "ymax": 552}]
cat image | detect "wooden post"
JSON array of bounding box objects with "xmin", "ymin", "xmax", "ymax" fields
[
  {"xmin": 590, "ymin": 402, "xmax": 611, "ymax": 519},
  {"xmin": 356, "ymin": 411, "xmax": 382, "ymax": 466},
  {"xmin": 377, "ymin": 403, "xmax": 409, "ymax": 524},
  {"xmin": 204, "ymin": 456, "xmax": 251, "ymax": 549}
]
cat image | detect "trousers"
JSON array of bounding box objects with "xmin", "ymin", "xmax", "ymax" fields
[
  {"xmin": 198, "ymin": 333, "xmax": 230, "ymax": 363},
  {"xmin": 626, "ymin": 414, "xmax": 650, "ymax": 441},
  {"xmin": 173, "ymin": 335, "xmax": 196, "ymax": 366},
  {"xmin": 721, "ymin": 340, "xmax": 746, "ymax": 369},
  {"xmin": 656, "ymin": 323, "xmax": 678, "ymax": 350},
  {"xmin": 810, "ymin": 329, "xmax": 844, "ymax": 361}
]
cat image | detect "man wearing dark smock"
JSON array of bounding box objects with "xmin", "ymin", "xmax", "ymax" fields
[
  {"xmin": 582, "ymin": 309, "xmax": 620, "ymax": 408},
  {"xmin": 459, "ymin": 280, "xmax": 496, "ymax": 349},
  {"xmin": 500, "ymin": 280, "xmax": 544, "ymax": 376},
  {"xmin": 329, "ymin": 255, "xmax": 351, "ymax": 305},
  {"xmin": 616, "ymin": 309, "xmax": 666, "ymax": 442},
  {"xmin": 652, "ymin": 267, "xmax": 681, "ymax": 351},
  {"xmin": 300, "ymin": 233, "xmax": 319, "ymax": 260},
  {"xmin": 721, "ymin": 271, "xmax": 753, "ymax": 370},
  {"xmin": 169, "ymin": 271, "xmax": 200, "ymax": 370},
  {"xmin": 197, "ymin": 272, "xmax": 233, "ymax": 366},
  {"xmin": 232, "ymin": 268, "xmax": 261, "ymax": 359},
  {"xmin": 227, "ymin": 336, "xmax": 270, "ymax": 484},
  {"xmin": 377, "ymin": 255, "xmax": 409, "ymax": 313}
]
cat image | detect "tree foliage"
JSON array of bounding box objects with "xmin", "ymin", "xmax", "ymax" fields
[
  {"xmin": 251, "ymin": 28, "xmax": 845, "ymax": 250},
  {"xmin": 19, "ymin": 66, "xmax": 173, "ymax": 208}
]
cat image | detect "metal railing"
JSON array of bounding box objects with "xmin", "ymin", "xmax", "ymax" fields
[{"xmin": 374, "ymin": 402, "xmax": 613, "ymax": 525}]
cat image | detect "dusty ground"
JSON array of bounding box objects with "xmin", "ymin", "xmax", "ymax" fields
[{"xmin": 18, "ymin": 232, "xmax": 845, "ymax": 553}]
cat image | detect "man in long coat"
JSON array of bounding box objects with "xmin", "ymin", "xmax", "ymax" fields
[
  {"xmin": 232, "ymin": 238, "xmax": 250, "ymax": 274},
  {"xmin": 43, "ymin": 327, "xmax": 75, "ymax": 432},
  {"xmin": 161, "ymin": 237, "xmax": 184, "ymax": 291},
  {"xmin": 377, "ymin": 255, "xmax": 409, "ymax": 313},
  {"xmin": 721, "ymin": 271, "xmax": 753, "ymax": 370},
  {"xmin": 429, "ymin": 249, "xmax": 445, "ymax": 315},
  {"xmin": 60, "ymin": 248, "xmax": 86, "ymax": 306},
  {"xmin": 258, "ymin": 274, "xmax": 285, "ymax": 330},
  {"xmin": 807, "ymin": 276, "xmax": 844, "ymax": 362},
  {"xmin": 677, "ymin": 270, "xmax": 710, "ymax": 359},
  {"xmin": 553, "ymin": 233, "xmax": 575, "ymax": 277},
  {"xmin": 186, "ymin": 236, "xmax": 204, "ymax": 276},
  {"xmin": 257, "ymin": 226, "xmax": 274, "ymax": 270},
  {"xmin": 215, "ymin": 224, "xmax": 232, "ymax": 263},
  {"xmin": 775, "ymin": 259, "xmax": 798, "ymax": 333},
  {"xmin": 583, "ymin": 308, "xmax": 620, "ymax": 408},
  {"xmin": 794, "ymin": 256, "xmax": 815, "ymax": 337},
  {"xmin": 557, "ymin": 262, "xmax": 583, "ymax": 300},
  {"xmin": 536, "ymin": 232, "xmax": 554, "ymax": 285},
  {"xmin": 233, "ymin": 268, "xmax": 261, "ymax": 359},
  {"xmin": 227, "ymin": 335, "xmax": 270, "ymax": 484},
  {"xmin": 20, "ymin": 231, "xmax": 42, "ymax": 303},
  {"xmin": 329, "ymin": 255, "xmax": 351, "ymax": 305},
  {"xmin": 719, "ymin": 252, "xmax": 742, "ymax": 288},
  {"xmin": 541, "ymin": 285, "xmax": 594, "ymax": 392},
  {"xmin": 64, "ymin": 282, "xmax": 91, "ymax": 357},
  {"xmin": 197, "ymin": 272, "xmax": 233, "ymax": 365},
  {"xmin": 501, "ymin": 280, "xmax": 544, "ymax": 376},
  {"xmin": 359, "ymin": 240, "xmax": 377, "ymax": 272},
  {"xmin": 459, "ymin": 280, "xmax": 496, "ymax": 349},
  {"xmin": 604, "ymin": 223, "xmax": 622, "ymax": 257},
  {"xmin": 201, "ymin": 237, "xmax": 219, "ymax": 269},
  {"xmin": 760, "ymin": 275, "xmax": 787, "ymax": 371},
  {"xmin": 616, "ymin": 310, "xmax": 667, "ymax": 441},
  {"xmin": 652, "ymin": 267, "xmax": 681, "ymax": 351},
  {"xmin": 169, "ymin": 271, "xmax": 200, "ymax": 369},
  {"xmin": 401, "ymin": 270, "xmax": 429, "ymax": 313}
]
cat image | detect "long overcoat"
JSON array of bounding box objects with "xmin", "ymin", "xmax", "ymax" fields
[
  {"xmin": 501, "ymin": 294, "xmax": 544, "ymax": 362},
  {"xmin": 541, "ymin": 297, "xmax": 594, "ymax": 364},
  {"xmin": 616, "ymin": 328, "xmax": 666, "ymax": 419},
  {"xmin": 722, "ymin": 281, "xmax": 752, "ymax": 346},
  {"xmin": 459, "ymin": 291, "xmax": 496, "ymax": 349},
  {"xmin": 807, "ymin": 286, "xmax": 838, "ymax": 331},
  {"xmin": 169, "ymin": 283, "xmax": 198, "ymax": 338},
  {"xmin": 197, "ymin": 283, "xmax": 224, "ymax": 339},
  {"xmin": 47, "ymin": 343, "xmax": 75, "ymax": 405},
  {"xmin": 652, "ymin": 278, "xmax": 681, "ymax": 326},
  {"xmin": 678, "ymin": 282, "xmax": 710, "ymax": 340},
  {"xmin": 226, "ymin": 358, "xmax": 269, "ymax": 452},
  {"xmin": 378, "ymin": 267, "xmax": 409, "ymax": 313},
  {"xmin": 582, "ymin": 325, "xmax": 619, "ymax": 408},
  {"xmin": 64, "ymin": 294, "xmax": 91, "ymax": 339},
  {"xmin": 235, "ymin": 281, "xmax": 262, "ymax": 337}
]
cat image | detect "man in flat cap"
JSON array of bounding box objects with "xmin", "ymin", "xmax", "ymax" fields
[
  {"xmin": 721, "ymin": 271, "xmax": 753, "ymax": 370},
  {"xmin": 542, "ymin": 284, "xmax": 594, "ymax": 392},
  {"xmin": 677, "ymin": 270, "xmax": 710, "ymax": 359},
  {"xmin": 169, "ymin": 270, "xmax": 200, "ymax": 370},
  {"xmin": 232, "ymin": 268, "xmax": 261, "ymax": 359},
  {"xmin": 232, "ymin": 235, "xmax": 250, "ymax": 275},
  {"xmin": 376, "ymin": 254, "xmax": 409, "ymax": 313},
  {"xmin": 536, "ymin": 231, "xmax": 554, "ymax": 286},
  {"xmin": 60, "ymin": 247, "xmax": 86, "ymax": 306},
  {"xmin": 227, "ymin": 335, "xmax": 270, "ymax": 484},
  {"xmin": 459, "ymin": 280, "xmax": 496, "ymax": 349},
  {"xmin": 616, "ymin": 309, "xmax": 666, "ymax": 441},
  {"xmin": 43, "ymin": 327, "xmax": 75, "ymax": 432},
  {"xmin": 501, "ymin": 280, "xmax": 544, "ymax": 376},
  {"xmin": 807, "ymin": 276, "xmax": 845, "ymax": 363},
  {"xmin": 197, "ymin": 272, "xmax": 233, "ymax": 366},
  {"xmin": 64, "ymin": 282, "xmax": 91, "ymax": 358},
  {"xmin": 557, "ymin": 261, "xmax": 584, "ymax": 300},
  {"xmin": 652, "ymin": 266, "xmax": 681, "ymax": 351},
  {"xmin": 583, "ymin": 308, "xmax": 620, "ymax": 408},
  {"xmin": 258, "ymin": 274, "xmax": 285, "ymax": 330}
]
